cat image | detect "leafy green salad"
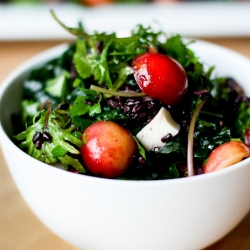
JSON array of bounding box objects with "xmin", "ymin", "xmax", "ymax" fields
[{"xmin": 13, "ymin": 11, "xmax": 250, "ymax": 180}]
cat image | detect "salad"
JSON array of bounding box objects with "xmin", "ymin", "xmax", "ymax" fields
[{"xmin": 13, "ymin": 11, "xmax": 250, "ymax": 180}]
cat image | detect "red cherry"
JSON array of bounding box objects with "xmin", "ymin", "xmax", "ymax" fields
[
  {"xmin": 80, "ymin": 121, "xmax": 137, "ymax": 178},
  {"xmin": 132, "ymin": 52, "xmax": 188, "ymax": 106}
]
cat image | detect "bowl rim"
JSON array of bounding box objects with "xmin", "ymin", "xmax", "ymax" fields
[{"xmin": 1, "ymin": 39, "xmax": 250, "ymax": 186}]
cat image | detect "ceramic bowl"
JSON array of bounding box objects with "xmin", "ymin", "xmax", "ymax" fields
[{"xmin": 1, "ymin": 41, "xmax": 250, "ymax": 250}]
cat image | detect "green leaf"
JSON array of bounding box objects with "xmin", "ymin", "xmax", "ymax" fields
[
  {"xmin": 69, "ymin": 89, "xmax": 102, "ymax": 117},
  {"xmin": 95, "ymin": 106, "xmax": 127, "ymax": 123},
  {"xmin": 15, "ymin": 109, "xmax": 85, "ymax": 172},
  {"xmin": 45, "ymin": 70, "xmax": 70, "ymax": 99},
  {"xmin": 194, "ymin": 128, "xmax": 231, "ymax": 160},
  {"xmin": 235, "ymin": 101, "xmax": 250, "ymax": 139},
  {"xmin": 70, "ymin": 96, "xmax": 91, "ymax": 116},
  {"xmin": 50, "ymin": 10, "xmax": 88, "ymax": 39},
  {"xmin": 71, "ymin": 116, "xmax": 93, "ymax": 132},
  {"xmin": 74, "ymin": 39, "xmax": 92, "ymax": 79},
  {"xmin": 162, "ymin": 162, "xmax": 179, "ymax": 179},
  {"xmin": 110, "ymin": 65, "xmax": 133, "ymax": 91},
  {"xmin": 58, "ymin": 155, "xmax": 85, "ymax": 173},
  {"xmin": 133, "ymin": 136, "xmax": 147, "ymax": 160},
  {"xmin": 21, "ymin": 99, "xmax": 40, "ymax": 126},
  {"xmin": 73, "ymin": 38, "xmax": 113, "ymax": 88},
  {"xmin": 162, "ymin": 35, "xmax": 197, "ymax": 67},
  {"xmin": 52, "ymin": 145, "xmax": 68, "ymax": 157},
  {"xmin": 160, "ymin": 134, "xmax": 186, "ymax": 155},
  {"xmin": 73, "ymin": 78, "xmax": 82, "ymax": 88},
  {"xmin": 94, "ymin": 39, "xmax": 113, "ymax": 87}
]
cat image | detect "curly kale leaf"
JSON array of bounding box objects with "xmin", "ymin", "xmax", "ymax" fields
[
  {"xmin": 161, "ymin": 162, "xmax": 179, "ymax": 179},
  {"xmin": 235, "ymin": 100, "xmax": 250, "ymax": 140},
  {"xmin": 95, "ymin": 106, "xmax": 127, "ymax": 123},
  {"xmin": 15, "ymin": 109, "xmax": 85, "ymax": 173},
  {"xmin": 194, "ymin": 127, "xmax": 231, "ymax": 160},
  {"xmin": 159, "ymin": 134, "xmax": 187, "ymax": 156}
]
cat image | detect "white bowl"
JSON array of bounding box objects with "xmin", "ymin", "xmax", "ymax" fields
[{"xmin": 1, "ymin": 41, "xmax": 250, "ymax": 250}]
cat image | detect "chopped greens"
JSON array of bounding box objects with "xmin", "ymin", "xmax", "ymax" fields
[{"xmin": 13, "ymin": 13, "xmax": 250, "ymax": 180}]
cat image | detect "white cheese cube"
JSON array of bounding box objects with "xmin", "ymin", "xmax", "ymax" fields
[{"xmin": 136, "ymin": 107, "xmax": 180, "ymax": 151}]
